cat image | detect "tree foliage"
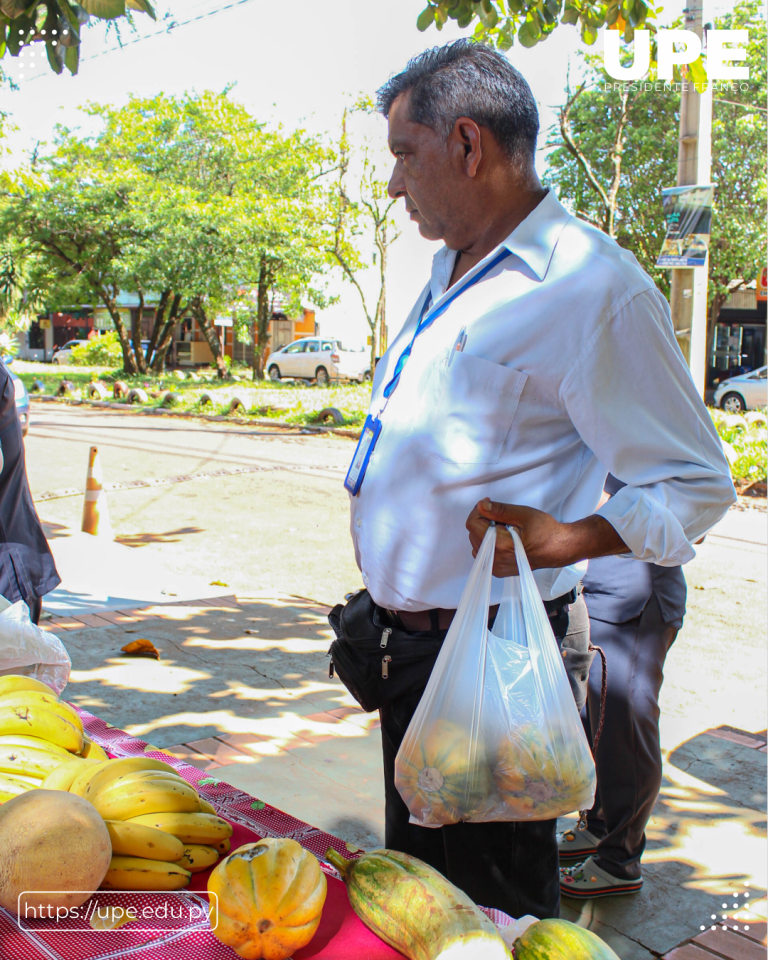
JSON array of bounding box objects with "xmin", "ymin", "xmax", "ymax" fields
[
  {"xmin": 416, "ymin": 0, "xmax": 656, "ymax": 50},
  {"xmin": 1, "ymin": 0, "xmax": 155, "ymax": 77},
  {"xmin": 326, "ymin": 102, "xmax": 400, "ymax": 370},
  {"xmin": 0, "ymin": 91, "xmax": 335, "ymax": 377},
  {"xmin": 545, "ymin": 0, "xmax": 766, "ymax": 314}
]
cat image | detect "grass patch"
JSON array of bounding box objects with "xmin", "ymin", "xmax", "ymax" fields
[
  {"xmin": 20, "ymin": 361, "xmax": 766, "ymax": 480},
  {"xmin": 17, "ymin": 361, "xmax": 371, "ymax": 429}
]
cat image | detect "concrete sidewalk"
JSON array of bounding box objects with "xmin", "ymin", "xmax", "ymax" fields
[
  {"xmin": 44, "ymin": 532, "xmax": 233, "ymax": 616},
  {"xmin": 45, "ymin": 591, "xmax": 767, "ymax": 960}
]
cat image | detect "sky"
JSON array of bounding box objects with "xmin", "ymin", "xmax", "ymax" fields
[{"xmin": 0, "ymin": 0, "xmax": 714, "ymax": 348}]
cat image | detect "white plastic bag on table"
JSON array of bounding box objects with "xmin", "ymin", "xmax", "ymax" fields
[
  {"xmin": 0, "ymin": 598, "xmax": 71, "ymax": 694},
  {"xmin": 394, "ymin": 524, "xmax": 595, "ymax": 825}
]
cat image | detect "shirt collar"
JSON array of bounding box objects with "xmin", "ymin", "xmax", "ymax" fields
[
  {"xmin": 429, "ymin": 189, "xmax": 571, "ymax": 302},
  {"xmin": 501, "ymin": 189, "xmax": 571, "ymax": 281}
]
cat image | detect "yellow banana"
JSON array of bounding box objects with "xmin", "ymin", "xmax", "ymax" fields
[
  {"xmin": 101, "ymin": 856, "xmax": 191, "ymax": 891},
  {"xmin": 0, "ymin": 691, "xmax": 83, "ymax": 732},
  {"xmin": 0, "ymin": 744, "xmax": 74, "ymax": 780},
  {"xmin": 178, "ymin": 844, "xmax": 219, "ymax": 873},
  {"xmin": 91, "ymin": 771, "xmax": 195, "ymax": 803},
  {"xmin": 104, "ymin": 820, "xmax": 185, "ymax": 862},
  {"xmin": 92, "ymin": 768, "xmax": 189, "ymax": 793},
  {"xmin": 90, "ymin": 771, "xmax": 194, "ymax": 808},
  {"xmin": 199, "ymin": 798, "xmax": 217, "ymax": 815},
  {"xmin": 0, "ymin": 772, "xmax": 40, "ymax": 795},
  {"xmin": 94, "ymin": 778, "xmax": 202, "ymax": 821},
  {"xmin": 0, "ymin": 676, "xmax": 57, "ymax": 699},
  {"xmin": 72, "ymin": 760, "xmax": 183, "ymax": 801},
  {"xmin": 79, "ymin": 757, "xmax": 179, "ymax": 801},
  {"xmin": 214, "ymin": 837, "xmax": 231, "ymax": 855},
  {"xmin": 0, "ymin": 703, "xmax": 83, "ymax": 753},
  {"xmin": 126, "ymin": 811, "xmax": 233, "ymax": 844},
  {"xmin": 81, "ymin": 736, "xmax": 110, "ymax": 761},
  {"xmin": 69, "ymin": 760, "xmax": 112, "ymax": 797},
  {"xmin": 0, "ymin": 735, "xmax": 72, "ymax": 757},
  {"xmin": 41, "ymin": 757, "xmax": 98, "ymax": 791}
]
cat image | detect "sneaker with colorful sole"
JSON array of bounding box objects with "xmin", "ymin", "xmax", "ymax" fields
[
  {"xmin": 557, "ymin": 826, "xmax": 600, "ymax": 864},
  {"xmin": 560, "ymin": 856, "xmax": 643, "ymax": 899}
]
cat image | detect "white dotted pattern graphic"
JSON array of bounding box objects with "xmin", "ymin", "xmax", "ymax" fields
[{"xmin": 699, "ymin": 883, "xmax": 754, "ymax": 933}]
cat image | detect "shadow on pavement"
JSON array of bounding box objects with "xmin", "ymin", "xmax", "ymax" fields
[
  {"xmin": 52, "ymin": 598, "xmax": 766, "ymax": 957},
  {"xmin": 562, "ymin": 729, "xmax": 767, "ymax": 958},
  {"xmin": 116, "ymin": 526, "xmax": 205, "ymax": 547}
]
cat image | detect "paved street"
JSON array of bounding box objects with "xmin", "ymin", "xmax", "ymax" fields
[
  {"xmin": 30, "ymin": 401, "xmax": 363, "ymax": 606},
  {"xmin": 28, "ymin": 401, "xmax": 768, "ymax": 959}
]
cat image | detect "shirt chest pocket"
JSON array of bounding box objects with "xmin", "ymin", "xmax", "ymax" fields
[{"xmin": 419, "ymin": 353, "xmax": 528, "ymax": 465}]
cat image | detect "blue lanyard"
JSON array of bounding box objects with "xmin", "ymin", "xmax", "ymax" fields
[{"xmin": 382, "ymin": 248, "xmax": 511, "ymax": 400}]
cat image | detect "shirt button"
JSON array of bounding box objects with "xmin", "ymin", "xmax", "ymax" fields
[
  {"xmin": 362, "ymin": 574, "xmax": 369, "ymax": 585},
  {"xmin": 356, "ymin": 518, "xmax": 362, "ymax": 527}
]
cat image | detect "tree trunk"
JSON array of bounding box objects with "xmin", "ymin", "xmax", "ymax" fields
[
  {"xmin": 374, "ymin": 222, "xmax": 389, "ymax": 371},
  {"xmin": 132, "ymin": 290, "xmax": 148, "ymax": 374},
  {"xmin": 146, "ymin": 289, "xmax": 170, "ymax": 370},
  {"xmin": 193, "ymin": 301, "xmax": 229, "ymax": 379},
  {"xmin": 103, "ymin": 293, "xmax": 137, "ymax": 374},
  {"xmin": 706, "ymin": 291, "xmax": 727, "ymax": 386},
  {"xmin": 152, "ymin": 294, "xmax": 183, "ymax": 373},
  {"xmin": 254, "ymin": 257, "xmax": 271, "ymax": 381}
]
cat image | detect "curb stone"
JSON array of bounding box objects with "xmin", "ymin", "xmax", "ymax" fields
[{"xmin": 30, "ymin": 394, "xmax": 362, "ymax": 439}]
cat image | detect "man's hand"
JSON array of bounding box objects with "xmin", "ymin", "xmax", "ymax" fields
[{"xmin": 466, "ymin": 498, "xmax": 628, "ymax": 578}]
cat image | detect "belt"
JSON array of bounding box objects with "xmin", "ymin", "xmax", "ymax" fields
[{"xmin": 389, "ymin": 586, "xmax": 580, "ymax": 634}]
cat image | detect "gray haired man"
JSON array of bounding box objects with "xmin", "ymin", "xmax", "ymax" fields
[{"xmin": 341, "ymin": 41, "xmax": 734, "ymax": 919}]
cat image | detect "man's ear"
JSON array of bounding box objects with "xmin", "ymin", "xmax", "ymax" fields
[{"xmin": 451, "ymin": 116, "xmax": 483, "ymax": 177}]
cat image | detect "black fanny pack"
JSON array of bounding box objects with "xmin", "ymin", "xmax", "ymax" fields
[
  {"xmin": 328, "ymin": 587, "xmax": 600, "ymax": 714},
  {"xmin": 327, "ymin": 590, "xmax": 445, "ymax": 713}
]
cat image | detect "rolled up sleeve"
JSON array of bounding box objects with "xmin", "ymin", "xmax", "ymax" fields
[{"xmin": 562, "ymin": 286, "xmax": 736, "ymax": 566}]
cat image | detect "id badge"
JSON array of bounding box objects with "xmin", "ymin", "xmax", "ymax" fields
[{"xmin": 344, "ymin": 415, "xmax": 382, "ymax": 496}]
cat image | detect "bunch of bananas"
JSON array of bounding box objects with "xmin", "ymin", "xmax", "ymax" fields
[
  {"xmin": 0, "ymin": 676, "xmax": 234, "ymax": 888},
  {"xmin": 0, "ymin": 675, "xmax": 109, "ymax": 802},
  {"xmin": 44, "ymin": 755, "xmax": 233, "ymax": 890}
]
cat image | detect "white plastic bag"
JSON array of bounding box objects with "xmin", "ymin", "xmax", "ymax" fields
[
  {"xmin": 395, "ymin": 524, "xmax": 595, "ymax": 826},
  {"xmin": 0, "ymin": 599, "xmax": 71, "ymax": 694}
]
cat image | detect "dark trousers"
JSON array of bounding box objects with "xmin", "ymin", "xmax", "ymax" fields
[
  {"xmin": 26, "ymin": 596, "xmax": 42, "ymax": 625},
  {"xmin": 379, "ymin": 596, "xmax": 590, "ymax": 920},
  {"xmin": 582, "ymin": 594, "xmax": 680, "ymax": 881}
]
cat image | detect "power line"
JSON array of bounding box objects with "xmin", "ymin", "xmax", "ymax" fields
[
  {"xmin": 713, "ymin": 97, "xmax": 768, "ymax": 115},
  {"xmin": 18, "ymin": 0, "xmax": 259, "ymax": 83}
]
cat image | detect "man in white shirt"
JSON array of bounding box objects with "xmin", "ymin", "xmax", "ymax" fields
[{"xmin": 341, "ymin": 41, "xmax": 734, "ymax": 919}]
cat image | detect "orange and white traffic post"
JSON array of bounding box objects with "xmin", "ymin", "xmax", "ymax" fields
[{"xmin": 81, "ymin": 446, "xmax": 112, "ymax": 538}]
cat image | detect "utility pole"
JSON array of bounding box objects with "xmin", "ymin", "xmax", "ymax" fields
[{"xmin": 669, "ymin": 0, "xmax": 713, "ymax": 398}]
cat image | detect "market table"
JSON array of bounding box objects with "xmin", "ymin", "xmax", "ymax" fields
[{"xmin": 0, "ymin": 709, "xmax": 514, "ymax": 960}]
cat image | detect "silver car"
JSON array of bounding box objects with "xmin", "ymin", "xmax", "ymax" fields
[
  {"xmin": 267, "ymin": 337, "xmax": 370, "ymax": 385},
  {"xmin": 714, "ymin": 366, "xmax": 767, "ymax": 413}
]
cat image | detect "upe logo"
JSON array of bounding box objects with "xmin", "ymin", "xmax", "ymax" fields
[{"xmin": 604, "ymin": 29, "xmax": 749, "ymax": 81}]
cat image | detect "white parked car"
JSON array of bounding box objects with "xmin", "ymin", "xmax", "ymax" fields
[
  {"xmin": 52, "ymin": 339, "xmax": 88, "ymax": 364},
  {"xmin": 713, "ymin": 366, "xmax": 767, "ymax": 413},
  {"xmin": 267, "ymin": 338, "xmax": 371, "ymax": 385}
]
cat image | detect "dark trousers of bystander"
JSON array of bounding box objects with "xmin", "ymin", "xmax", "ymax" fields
[
  {"xmin": 379, "ymin": 596, "xmax": 591, "ymax": 920},
  {"xmin": 582, "ymin": 597, "xmax": 681, "ymax": 880},
  {"xmin": 581, "ymin": 555, "xmax": 686, "ymax": 882}
]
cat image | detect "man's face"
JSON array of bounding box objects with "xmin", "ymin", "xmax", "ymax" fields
[{"xmin": 387, "ymin": 92, "xmax": 463, "ymax": 244}]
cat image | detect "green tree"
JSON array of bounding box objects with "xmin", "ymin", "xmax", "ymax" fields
[
  {"xmin": 545, "ymin": 0, "xmax": 766, "ymax": 321},
  {"xmin": 1, "ymin": 1, "xmax": 155, "ymax": 77},
  {"xmin": 545, "ymin": 62, "xmax": 678, "ymax": 296},
  {"xmin": 416, "ymin": 0, "xmax": 657, "ymax": 50},
  {"xmin": 0, "ymin": 139, "xmax": 148, "ymax": 371},
  {"xmin": 707, "ymin": 0, "xmax": 767, "ymax": 337},
  {"xmin": 327, "ymin": 106, "xmax": 400, "ymax": 371},
  {"xmin": 86, "ymin": 92, "xmax": 333, "ymax": 379},
  {"xmin": 1, "ymin": 91, "xmax": 334, "ymax": 378}
]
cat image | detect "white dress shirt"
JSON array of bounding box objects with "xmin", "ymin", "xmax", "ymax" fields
[{"xmin": 349, "ymin": 190, "xmax": 735, "ymax": 611}]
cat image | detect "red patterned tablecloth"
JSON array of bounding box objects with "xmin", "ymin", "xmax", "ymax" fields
[{"xmin": 0, "ymin": 709, "xmax": 514, "ymax": 960}]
